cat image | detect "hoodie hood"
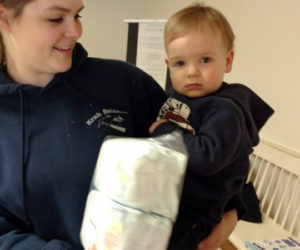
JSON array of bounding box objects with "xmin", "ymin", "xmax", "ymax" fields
[
  {"xmin": 169, "ymin": 82, "xmax": 274, "ymax": 146},
  {"xmin": 213, "ymin": 82, "xmax": 274, "ymax": 145},
  {"xmin": 0, "ymin": 42, "xmax": 88, "ymax": 96}
]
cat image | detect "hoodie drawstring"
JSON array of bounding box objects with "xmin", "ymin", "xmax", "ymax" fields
[
  {"xmin": 18, "ymin": 89, "xmax": 31, "ymax": 228},
  {"xmin": 18, "ymin": 89, "xmax": 25, "ymax": 180}
]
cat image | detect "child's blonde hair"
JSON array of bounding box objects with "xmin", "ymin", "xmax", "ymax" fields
[{"xmin": 164, "ymin": 3, "xmax": 235, "ymax": 51}]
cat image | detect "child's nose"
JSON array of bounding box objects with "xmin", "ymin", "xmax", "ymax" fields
[{"xmin": 187, "ymin": 64, "xmax": 200, "ymax": 77}]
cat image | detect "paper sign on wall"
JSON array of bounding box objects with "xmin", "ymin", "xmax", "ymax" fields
[{"xmin": 136, "ymin": 21, "xmax": 167, "ymax": 89}]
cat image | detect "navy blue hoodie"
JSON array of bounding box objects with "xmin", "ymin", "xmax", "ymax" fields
[
  {"xmin": 0, "ymin": 43, "xmax": 250, "ymax": 249},
  {"xmin": 152, "ymin": 84, "xmax": 274, "ymax": 214},
  {"xmin": 0, "ymin": 43, "xmax": 167, "ymax": 249}
]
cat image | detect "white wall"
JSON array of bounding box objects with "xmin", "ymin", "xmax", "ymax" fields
[
  {"xmin": 80, "ymin": 0, "xmax": 143, "ymax": 59},
  {"xmin": 80, "ymin": 0, "xmax": 300, "ymax": 155}
]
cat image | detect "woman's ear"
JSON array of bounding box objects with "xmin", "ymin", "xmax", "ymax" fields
[
  {"xmin": 0, "ymin": 5, "xmax": 11, "ymax": 31},
  {"xmin": 225, "ymin": 49, "xmax": 234, "ymax": 73}
]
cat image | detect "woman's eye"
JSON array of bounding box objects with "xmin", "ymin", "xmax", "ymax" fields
[
  {"xmin": 201, "ymin": 57, "xmax": 211, "ymax": 63},
  {"xmin": 75, "ymin": 14, "xmax": 82, "ymax": 19},
  {"xmin": 49, "ymin": 17, "xmax": 63, "ymax": 23}
]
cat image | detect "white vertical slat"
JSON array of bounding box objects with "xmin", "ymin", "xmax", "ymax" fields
[
  {"xmin": 253, "ymin": 157, "xmax": 266, "ymax": 189},
  {"xmin": 266, "ymin": 167, "xmax": 284, "ymax": 219},
  {"xmin": 274, "ymin": 172, "xmax": 292, "ymax": 224},
  {"xmin": 247, "ymin": 154, "xmax": 257, "ymax": 183},
  {"xmin": 286, "ymin": 178, "xmax": 300, "ymax": 234},
  {"xmin": 281, "ymin": 173, "xmax": 299, "ymax": 229},
  {"xmin": 260, "ymin": 164, "xmax": 277, "ymax": 211},
  {"xmin": 256, "ymin": 161, "xmax": 270, "ymax": 197}
]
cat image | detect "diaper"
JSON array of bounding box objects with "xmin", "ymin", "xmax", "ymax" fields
[{"xmin": 80, "ymin": 132, "xmax": 188, "ymax": 250}]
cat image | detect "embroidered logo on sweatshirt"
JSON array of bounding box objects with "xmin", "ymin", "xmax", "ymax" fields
[
  {"xmin": 86, "ymin": 109, "xmax": 128, "ymax": 133},
  {"xmin": 158, "ymin": 98, "xmax": 195, "ymax": 134}
]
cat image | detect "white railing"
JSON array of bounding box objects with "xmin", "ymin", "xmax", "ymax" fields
[{"xmin": 229, "ymin": 140, "xmax": 300, "ymax": 249}]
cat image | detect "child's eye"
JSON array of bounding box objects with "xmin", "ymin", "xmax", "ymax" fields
[
  {"xmin": 201, "ymin": 57, "xmax": 211, "ymax": 63},
  {"xmin": 75, "ymin": 14, "xmax": 82, "ymax": 19},
  {"xmin": 175, "ymin": 61, "xmax": 185, "ymax": 67}
]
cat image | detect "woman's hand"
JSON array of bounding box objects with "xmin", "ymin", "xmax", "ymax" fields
[
  {"xmin": 148, "ymin": 119, "xmax": 168, "ymax": 134},
  {"xmin": 197, "ymin": 209, "xmax": 238, "ymax": 250}
]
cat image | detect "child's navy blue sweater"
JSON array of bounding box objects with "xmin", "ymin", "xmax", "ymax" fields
[{"xmin": 152, "ymin": 84, "xmax": 274, "ymax": 214}]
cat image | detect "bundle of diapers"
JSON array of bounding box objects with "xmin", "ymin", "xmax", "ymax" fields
[{"xmin": 80, "ymin": 132, "xmax": 188, "ymax": 250}]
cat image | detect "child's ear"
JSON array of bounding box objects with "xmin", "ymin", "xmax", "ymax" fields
[
  {"xmin": 165, "ymin": 58, "xmax": 170, "ymax": 67},
  {"xmin": 0, "ymin": 5, "xmax": 11, "ymax": 31},
  {"xmin": 225, "ymin": 49, "xmax": 234, "ymax": 73}
]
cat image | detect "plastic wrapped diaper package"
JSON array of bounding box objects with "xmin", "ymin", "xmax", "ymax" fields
[{"xmin": 80, "ymin": 131, "xmax": 188, "ymax": 250}]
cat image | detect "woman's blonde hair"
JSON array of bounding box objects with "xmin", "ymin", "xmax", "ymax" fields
[
  {"xmin": 164, "ymin": 3, "xmax": 235, "ymax": 51},
  {"xmin": 0, "ymin": 0, "xmax": 35, "ymax": 69}
]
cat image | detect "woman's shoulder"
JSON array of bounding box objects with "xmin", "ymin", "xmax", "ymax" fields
[
  {"xmin": 72, "ymin": 43, "xmax": 147, "ymax": 78},
  {"xmin": 81, "ymin": 57, "xmax": 164, "ymax": 92},
  {"xmin": 85, "ymin": 57, "xmax": 144, "ymax": 75}
]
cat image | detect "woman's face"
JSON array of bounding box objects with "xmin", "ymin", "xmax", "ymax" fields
[{"xmin": 2, "ymin": 0, "xmax": 83, "ymax": 84}]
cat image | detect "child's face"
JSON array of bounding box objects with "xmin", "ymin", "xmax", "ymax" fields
[{"xmin": 165, "ymin": 29, "xmax": 234, "ymax": 98}]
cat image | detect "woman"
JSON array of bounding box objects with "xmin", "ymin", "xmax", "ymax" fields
[{"xmin": 0, "ymin": 0, "xmax": 240, "ymax": 249}]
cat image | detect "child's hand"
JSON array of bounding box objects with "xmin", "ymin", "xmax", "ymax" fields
[{"xmin": 149, "ymin": 119, "xmax": 168, "ymax": 134}]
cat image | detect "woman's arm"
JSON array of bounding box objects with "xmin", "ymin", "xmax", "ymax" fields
[
  {"xmin": 0, "ymin": 205, "xmax": 74, "ymax": 250},
  {"xmin": 197, "ymin": 209, "xmax": 238, "ymax": 250}
]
